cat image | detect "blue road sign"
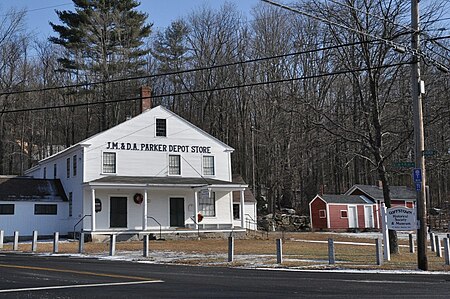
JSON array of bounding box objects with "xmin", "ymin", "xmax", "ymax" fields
[
  {"xmin": 415, "ymin": 182, "xmax": 421, "ymax": 191},
  {"xmin": 413, "ymin": 168, "xmax": 422, "ymax": 183}
]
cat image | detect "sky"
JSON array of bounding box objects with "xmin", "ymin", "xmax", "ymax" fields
[{"xmin": 1, "ymin": 0, "xmax": 261, "ymax": 39}]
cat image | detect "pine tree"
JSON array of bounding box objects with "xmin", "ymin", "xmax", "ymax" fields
[{"xmin": 49, "ymin": 0, "xmax": 152, "ymax": 131}]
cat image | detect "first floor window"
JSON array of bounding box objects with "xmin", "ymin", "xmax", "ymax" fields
[
  {"xmin": 233, "ymin": 203, "xmax": 240, "ymax": 220},
  {"xmin": 35, "ymin": 204, "xmax": 57, "ymax": 215},
  {"xmin": 340, "ymin": 210, "xmax": 348, "ymax": 218},
  {"xmin": 69, "ymin": 192, "xmax": 73, "ymax": 217},
  {"xmin": 319, "ymin": 209, "xmax": 326, "ymax": 218},
  {"xmin": 203, "ymin": 156, "xmax": 215, "ymax": 175},
  {"xmin": 169, "ymin": 155, "xmax": 181, "ymax": 175},
  {"xmin": 199, "ymin": 191, "xmax": 215, "ymax": 217},
  {"xmin": 103, "ymin": 152, "xmax": 116, "ymax": 173},
  {"xmin": 0, "ymin": 204, "xmax": 14, "ymax": 215}
]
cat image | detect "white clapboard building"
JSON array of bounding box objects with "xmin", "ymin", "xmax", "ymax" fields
[{"xmin": 23, "ymin": 96, "xmax": 256, "ymax": 240}]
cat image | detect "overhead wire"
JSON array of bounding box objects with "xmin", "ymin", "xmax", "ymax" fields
[
  {"xmin": 0, "ymin": 40, "xmax": 380, "ymax": 97},
  {"xmin": 2, "ymin": 61, "xmax": 411, "ymax": 114}
]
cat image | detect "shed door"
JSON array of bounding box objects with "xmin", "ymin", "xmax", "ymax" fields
[
  {"xmin": 110, "ymin": 197, "xmax": 127, "ymax": 228},
  {"xmin": 348, "ymin": 206, "xmax": 358, "ymax": 228},
  {"xmin": 364, "ymin": 206, "xmax": 374, "ymax": 228},
  {"xmin": 170, "ymin": 197, "xmax": 185, "ymax": 227}
]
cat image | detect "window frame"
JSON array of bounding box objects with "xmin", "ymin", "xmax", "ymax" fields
[
  {"xmin": 34, "ymin": 204, "xmax": 57, "ymax": 215},
  {"xmin": 340, "ymin": 210, "xmax": 348, "ymax": 218},
  {"xmin": 53, "ymin": 163, "xmax": 57, "ymax": 178},
  {"xmin": 319, "ymin": 209, "xmax": 326, "ymax": 218},
  {"xmin": 199, "ymin": 191, "xmax": 216, "ymax": 217},
  {"xmin": 233, "ymin": 203, "xmax": 240, "ymax": 220},
  {"xmin": 73, "ymin": 155, "xmax": 77, "ymax": 177},
  {"xmin": 102, "ymin": 152, "xmax": 117, "ymax": 174},
  {"xmin": 68, "ymin": 192, "xmax": 73, "ymax": 217},
  {"xmin": 168, "ymin": 154, "xmax": 181, "ymax": 175},
  {"xmin": 155, "ymin": 118, "xmax": 167, "ymax": 137},
  {"xmin": 66, "ymin": 157, "xmax": 70, "ymax": 178},
  {"xmin": 0, "ymin": 204, "xmax": 14, "ymax": 215},
  {"xmin": 43, "ymin": 167, "xmax": 47, "ymax": 179},
  {"xmin": 202, "ymin": 155, "xmax": 215, "ymax": 176}
]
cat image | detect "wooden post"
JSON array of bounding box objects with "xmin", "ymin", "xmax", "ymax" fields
[
  {"xmin": 13, "ymin": 231, "xmax": 19, "ymax": 251},
  {"xmin": 32, "ymin": 231, "xmax": 38, "ymax": 252},
  {"xmin": 409, "ymin": 234, "xmax": 415, "ymax": 253},
  {"xmin": 78, "ymin": 232, "xmax": 84, "ymax": 254},
  {"xmin": 435, "ymin": 235, "xmax": 442, "ymax": 257},
  {"xmin": 444, "ymin": 238, "xmax": 450, "ymax": 265},
  {"xmin": 276, "ymin": 239, "xmax": 282, "ymax": 264},
  {"xmin": 109, "ymin": 235, "xmax": 116, "ymax": 256},
  {"xmin": 53, "ymin": 232, "xmax": 59, "ymax": 254},
  {"xmin": 375, "ymin": 238, "xmax": 383, "ymax": 265},
  {"xmin": 143, "ymin": 235, "xmax": 149, "ymax": 257},
  {"xmin": 0, "ymin": 230, "xmax": 3, "ymax": 249},
  {"xmin": 228, "ymin": 236, "xmax": 234, "ymax": 262},
  {"xmin": 430, "ymin": 232, "xmax": 435, "ymax": 252},
  {"xmin": 328, "ymin": 238, "xmax": 335, "ymax": 265}
]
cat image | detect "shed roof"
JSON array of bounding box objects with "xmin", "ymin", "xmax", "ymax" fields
[
  {"xmin": 0, "ymin": 177, "xmax": 67, "ymax": 202},
  {"xmin": 232, "ymin": 175, "xmax": 256, "ymax": 203},
  {"xmin": 319, "ymin": 194, "xmax": 374, "ymax": 204},
  {"xmin": 87, "ymin": 176, "xmax": 247, "ymax": 189},
  {"xmin": 346, "ymin": 184, "xmax": 416, "ymax": 201}
]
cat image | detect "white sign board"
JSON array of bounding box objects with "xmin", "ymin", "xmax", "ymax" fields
[{"xmin": 386, "ymin": 207, "xmax": 417, "ymax": 230}]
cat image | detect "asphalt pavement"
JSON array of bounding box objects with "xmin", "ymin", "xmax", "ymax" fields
[{"xmin": 0, "ymin": 253, "xmax": 449, "ymax": 298}]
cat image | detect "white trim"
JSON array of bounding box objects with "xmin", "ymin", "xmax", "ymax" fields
[
  {"xmin": 364, "ymin": 205, "xmax": 374, "ymax": 228},
  {"xmin": 326, "ymin": 205, "xmax": 331, "ymax": 228},
  {"xmin": 319, "ymin": 209, "xmax": 326, "ymax": 218},
  {"xmin": 347, "ymin": 205, "xmax": 358, "ymax": 228}
]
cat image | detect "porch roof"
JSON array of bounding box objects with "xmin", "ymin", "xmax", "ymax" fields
[{"xmin": 85, "ymin": 176, "xmax": 247, "ymax": 190}]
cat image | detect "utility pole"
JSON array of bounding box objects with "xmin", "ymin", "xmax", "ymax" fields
[{"xmin": 411, "ymin": 0, "xmax": 428, "ymax": 271}]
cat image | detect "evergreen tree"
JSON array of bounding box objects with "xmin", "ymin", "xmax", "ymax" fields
[{"xmin": 49, "ymin": 0, "xmax": 152, "ymax": 131}]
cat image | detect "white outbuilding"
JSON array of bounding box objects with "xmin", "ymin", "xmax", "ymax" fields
[{"xmin": 21, "ymin": 101, "xmax": 255, "ymax": 240}]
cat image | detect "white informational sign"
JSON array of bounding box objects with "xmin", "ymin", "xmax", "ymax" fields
[{"xmin": 386, "ymin": 207, "xmax": 417, "ymax": 230}]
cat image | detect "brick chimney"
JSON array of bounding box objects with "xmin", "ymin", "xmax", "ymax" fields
[{"xmin": 140, "ymin": 86, "xmax": 152, "ymax": 113}]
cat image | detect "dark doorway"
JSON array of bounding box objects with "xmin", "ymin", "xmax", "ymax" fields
[
  {"xmin": 170, "ymin": 197, "xmax": 185, "ymax": 227},
  {"xmin": 110, "ymin": 197, "xmax": 127, "ymax": 228}
]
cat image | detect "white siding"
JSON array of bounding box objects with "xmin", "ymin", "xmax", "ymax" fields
[{"xmin": 0, "ymin": 201, "xmax": 69, "ymax": 237}]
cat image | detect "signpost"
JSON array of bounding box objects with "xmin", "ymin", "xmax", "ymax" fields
[{"xmin": 413, "ymin": 168, "xmax": 422, "ymax": 183}]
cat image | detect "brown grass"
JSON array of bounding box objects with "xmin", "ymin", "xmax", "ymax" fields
[{"xmin": 2, "ymin": 232, "xmax": 449, "ymax": 271}]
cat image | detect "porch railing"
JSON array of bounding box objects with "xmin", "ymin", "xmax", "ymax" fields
[{"xmin": 73, "ymin": 214, "xmax": 91, "ymax": 239}]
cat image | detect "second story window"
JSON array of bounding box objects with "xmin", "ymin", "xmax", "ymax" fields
[
  {"xmin": 43, "ymin": 167, "xmax": 47, "ymax": 179},
  {"xmin": 66, "ymin": 158, "xmax": 70, "ymax": 178},
  {"xmin": 53, "ymin": 164, "xmax": 57, "ymax": 178},
  {"xmin": 203, "ymin": 156, "xmax": 215, "ymax": 175},
  {"xmin": 169, "ymin": 155, "xmax": 181, "ymax": 175},
  {"xmin": 156, "ymin": 118, "xmax": 167, "ymax": 137},
  {"xmin": 103, "ymin": 152, "xmax": 116, "ymax": 173},
  {"xmin": 73, "ymin": 155, "xmax": 77, "ymax": 177}
]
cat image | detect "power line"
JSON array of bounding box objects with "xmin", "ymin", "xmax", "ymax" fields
[
  {"xmin": 2, "ymin": 61, "xmax": 410, "ymax": 114},
  {"xmin": 0, "ymin": 40, "xmax": 378, "ymax": 97},
  {"xmin": 261, "ymin": 0, "xmax": 449, "ymax": 72},
  {"xmin": 0, "ymin": 3, "xmax": 72, "ymax": 17}
]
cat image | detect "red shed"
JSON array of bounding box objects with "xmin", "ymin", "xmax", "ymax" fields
[{"xmin": 309, "ymin": 194, "xmax": 378, "ymax": 231}]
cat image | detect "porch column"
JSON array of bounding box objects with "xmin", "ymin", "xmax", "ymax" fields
[
  {"xmin": 230, "ymin": 191, "xmax": 234, "ymax": 228},
  {"xmin": 240, "ymin": 189, "xmax": 245, "ymax": 229},
  {"xmin": 194, "ymin": 189, "xmax": 199, "ymax": 230},
  {"xmin": 142, "ymin": 189, "xmax": 148, "ymax": 230},
  {"xmin": 91, "ymin": 188, "xmax": 96, "ymax": 232}
]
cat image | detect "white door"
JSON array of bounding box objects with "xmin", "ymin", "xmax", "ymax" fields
[
  {"xmin": 364, "ymin": 206, "xmax": 374, "ymax": 228},
  {"xmin": 348, "ymin": 206, "xmax": 358, "ymax": 228}
]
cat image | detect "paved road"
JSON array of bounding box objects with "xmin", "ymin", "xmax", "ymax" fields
[{"xmin": 0, "ymin": 253, "xmax": 449, "ymax": 298}]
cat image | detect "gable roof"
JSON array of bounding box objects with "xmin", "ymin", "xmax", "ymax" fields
[
  {"xmin": 28, "ymin": 105, "xmax": 234, "ymax": 167},
  {"xmin": 0, "ymin": 177, "xmax": 67, "ymax": 202},
  {"xmin": 346, "ymin": 184, "xmax": 416, "ymax": 201},
  {"xmin": 317, "ymin": 194, "xmax": 374, "ymax": 204}
]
